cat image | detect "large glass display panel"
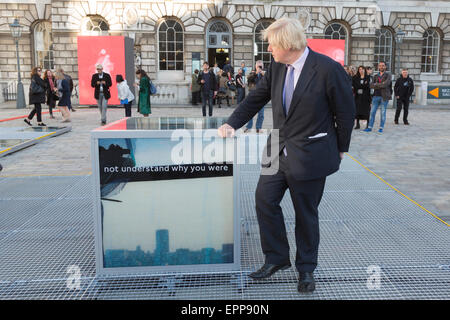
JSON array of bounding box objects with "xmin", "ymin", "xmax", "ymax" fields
[
  {"xmin": 98, "ymin": 137, "xmax": 234, "ymax": 268},
  {"xmin": 91, "ymin": 118, "xmax": 239, "ymax": 274}
]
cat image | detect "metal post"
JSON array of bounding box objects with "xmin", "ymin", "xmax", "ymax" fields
[
  {"xmin": 15, "ymin": 38, "xmax": 26, "ymax": 109},
  {"xmin": 393, "ymin": 47, "xmax": 399, "ymax": 109}
]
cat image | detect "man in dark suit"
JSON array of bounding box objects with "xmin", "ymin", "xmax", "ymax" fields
[
  {"xmin": 218, "ymin": 17, "xmax": 355, "ymax": 293},
  {"xmin": 91, "ymin": 64, "xmax": 112, "ymax": 125}
]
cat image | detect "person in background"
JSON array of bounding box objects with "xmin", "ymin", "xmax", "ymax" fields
[
  {"xmin": 223, "ymin": 58, "xmax": 233, "ymax": 76},
  {"xmin": 24, "ymin": 67, "xmax": 47, "ymax": 127},
  {"xmin": 197, "ymin": 61, "xmax": 217, "ymax": 117},
  {"xmin": 91, "ymin": 64, "xmax": 112, "ymax": 125},
  {"xmin": 116, "ymin": 74, "xmax": 135, "ymax": 117},
  {"xmin": 227, "ymin": 71, "xmax": 236, "ymax": 106},
  {"xmin": 240, "ymin": 61, "xmax": 247, "ymax": 77},
  {"xmin": 366, "ymin": 66, "xmax": 374, "ymax": 96},
  {"xmin": 55, "ymin": 71, "xmax": 71, "ymax": 123},
  {"xmin": 58, "ymin": 68, "xmax": 75, "ymax": 112},
  {"xmin": 240, "ymin": 61, "xmax": 247, "ymax": 87},
  {"xmin": 217, "ymin": 70, "xmax": 230, "ymax": 108},
  {"xmin": 236, "ymin": 68, "xmax": 246, "ymax": 104},
  {"xmin": 244, "ymin": 60, "xmax": 265, "ymax": 133},
  {"xmin": 43, "ymin": 69, "xmax": 58, "ymax": 119},
  {"xmin": 394, "ymin": 68, "xmax": 414, "ymax": 125},
  {"xmin": 352, "ymin": 66, "xmax": 371, "ymax": 129},
  {"xmin": 191, "ymin": 69, "xmax": 201, "ymax": 106},
  {"xmin": 213, "ymin": 63, "xmax": 220, "ymax": 76},
  {"xmin": 349, "ymin": 65, "xmax": 357, "ymax": 78},
  {"xmin": 365, "ymin": 61, "xmax": 392, "ymax": 133},
  {"xmin": 135, "ymin": 69, "xmax": 151, "ymax": 117}
]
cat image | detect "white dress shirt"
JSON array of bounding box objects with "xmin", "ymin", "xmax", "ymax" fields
[{"xmin": 284, "ymin": 46, "xmax": 310, "ymax": 92}]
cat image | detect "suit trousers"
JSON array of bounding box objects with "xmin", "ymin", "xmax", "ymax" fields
[
  {"xmin": 395, "ymin": 97, "xmax": 410, "ymax": 123},
  {"xmin": 255, "ymin": 153, "xmax": 326, "ymax": 273}
]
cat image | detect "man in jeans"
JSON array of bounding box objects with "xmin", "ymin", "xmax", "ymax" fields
[
  {"xmin": 197, "ymin": 61, "xmax": 217, "ymax": 117},
  {"xmin": 91, "ymin": 64, "xmax": 112, "ymax": 125},
  {"xmin": 364, "ymin": 61, "xmax": 392, "ymax": 133}
]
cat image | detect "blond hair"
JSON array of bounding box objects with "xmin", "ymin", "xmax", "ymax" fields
[
  {"xmin": 262, "ymin": 17, "xmax": 307, "ymax": 50},
  {"xmin": 55, "ymin": 71, "xmax": 64, "ymax": 80}
]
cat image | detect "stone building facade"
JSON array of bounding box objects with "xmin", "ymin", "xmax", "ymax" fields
[{"xmin": 0, "ymin": 0, "xmax": 449, "ymax": 105}]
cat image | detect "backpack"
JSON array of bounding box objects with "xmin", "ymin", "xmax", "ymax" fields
[{"xmin": 148, "ymin": 78, "xmax": 157, "ymax": 95}]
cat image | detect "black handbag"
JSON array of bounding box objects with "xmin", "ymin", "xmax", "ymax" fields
[{"xmin": 30, "ymin": 79, "xmax": 44, "ymax": 94}]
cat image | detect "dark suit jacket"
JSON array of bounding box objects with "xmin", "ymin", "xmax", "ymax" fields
[
  {"xmin": 394, "ymin": 76, "xmax": 414, "ymax": 99},
  {"xmin": 226, "ymin": 48, "xmax": 355, "ymax": 181},
  {"xmin": 91, "ymin": 72, "xmax": 112, "ymax": 100}
]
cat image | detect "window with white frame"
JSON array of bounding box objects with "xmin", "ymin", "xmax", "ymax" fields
[
  {"xmin": 158, "ymin": 19, "xmax": 184, "ymax": 71},
  {"xmin": 324, "ymin": 22, "xmax": 347, "ymax": 40},
  {"xmin": 374, "ymin": 28, "xmax": 393, "ymax": 71},
  {"xmin": 421, "ymin": 29, "xmax": 440, "ymax": 73},
  {"xmin": 254, "ymin": 21, "xmax": 273, "ymax": 70},
  {"xmin": 34, "ymin": 21, "xmax": 54, "ymax": 70}
]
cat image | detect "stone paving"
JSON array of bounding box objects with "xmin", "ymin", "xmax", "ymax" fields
[{"xmin": 0, "ymin": 102, "xmax": 449, "ymax": 223}]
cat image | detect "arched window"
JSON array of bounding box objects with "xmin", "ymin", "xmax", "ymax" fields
[
  {"xmin": 421, "ymin": 29, "xmax": 440, "ymax": 73},
  {"xmin": 207, "ymin": 21, "xmax": 231, "ymax": 48},
  {"xmin": 324, "ymin": 22, "xmax": 348, "ymax": 64},
  {"xmin": 254, "ymin": 21, "xmax": 273, "ymax": 70},
  {"xmin": 324, "ymin": 22, "xmax": 347, "ymax": 40},
  {"xmin": 374, "ymin": 28, "xmax": 393, "ymax": 71},
  {"xmin": 82, "ymin": 15, "xmax": 109, "ymax": 34},
  {"xmin": 158, "ymin": 19, "xmax": 184, "ymax": 71},
  {"xmin": 33, "ymin": 21, "xmax": 53, "ymax": 69}
]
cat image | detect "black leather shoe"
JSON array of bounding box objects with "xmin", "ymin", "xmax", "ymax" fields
[
  {"xmin": 249, "ymin": 263, "xmax": 291, "ymax": 279},
  {"xmin": 404, "ymin": 121, "xmax": 409, "ymax": 125},
  {"xmin": 394, "ymin": 120, "xmax": 399, "ymax": 124},
  {"xmin": 298, "ymin": 272, "xmax": 315, "ymax": 293}
]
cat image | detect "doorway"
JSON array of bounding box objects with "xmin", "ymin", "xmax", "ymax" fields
[
  {"xmin": 206, "ymin": 20, "xmax": 232, "ymax": 69},
  {"xmin": 208, "ymin": 48, "xmax": 229, "ymax": 69}
]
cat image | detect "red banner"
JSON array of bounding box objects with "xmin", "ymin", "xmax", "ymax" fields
[
  {"xmin": 307, "ymin": 39, "xmax": 345, "ymax": 66},
  {"xmin": 77, "ymin": 36, "xmax": 126, "ymax": 105}
]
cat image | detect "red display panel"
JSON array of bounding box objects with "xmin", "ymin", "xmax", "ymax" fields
[
  {"xmin": 307, "ymin": 39, "xmax": 346, "ymax": 66},
  {"xmin": 77, "ymin": 36, "xmax": 125, "ymax": 105}
]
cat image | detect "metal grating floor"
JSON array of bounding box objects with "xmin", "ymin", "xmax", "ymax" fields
[{"xmin": 0, "ymin": 157, "xmax": 449, "ymax": 300}]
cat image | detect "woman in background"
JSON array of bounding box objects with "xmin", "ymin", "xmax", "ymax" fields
[
  {"xmin": 352, "ymin": 66, "xmax": 371, "ymax": 129},
  {"xmin": 134, "ymin": 69, "xmax": 151, "ymax": 117},
  {"xmin": 24, "ymin": 67, "xmax": 47, "ymax": 126},
  {"xmin": 44, "ymin": 69, "xmax": 58, "ymax": 119},
  {"xmin": 116, "ymin": 74, "xmax": 135, "ymax": 117},
  {"xmin": 55, "ymin": 71, "xmax": 71, "ymax": 123}
]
